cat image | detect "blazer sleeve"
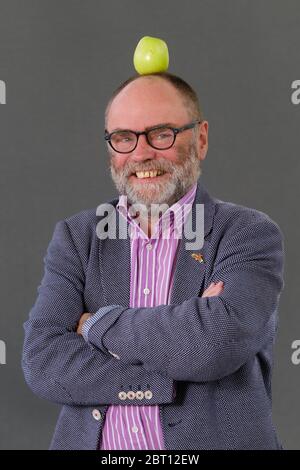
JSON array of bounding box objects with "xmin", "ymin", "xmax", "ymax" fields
[
  {"xmin": 85, "ymin": 215, "xmax": 285, "ymax": 382},
  {"xmin": 22, "ymin": 220, "xmax": 174, "ymax": 405}
]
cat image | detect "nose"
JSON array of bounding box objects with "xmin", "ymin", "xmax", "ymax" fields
[{"xmin": 130, "ymin": 134, "xmax": 156, "ymax": 161}]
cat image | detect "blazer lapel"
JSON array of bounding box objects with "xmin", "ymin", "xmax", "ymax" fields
[
  {"xmin": 170, "ymin": 181, "xmax": 216, "ymax": 304},
  {"xmin": 98, "ymin": 201, "xmax": 131, "ymax": 307}
]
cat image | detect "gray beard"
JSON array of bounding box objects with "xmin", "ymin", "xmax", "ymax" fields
[{"xmin": 110, "ymin": 142, "xmax": 202, "ymax": 211}]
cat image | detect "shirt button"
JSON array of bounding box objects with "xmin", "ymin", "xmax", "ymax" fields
[
  {"xmin": 92, "ymin": 409, "xmax": 102, "ymax": 421},
  {"xmin": 118, "ymin": 391, "xmax": 127, "ymax": 401},
  {"xmin": 136, "ymin": 391, "xmax": 144, "ymax": 400},
  {"xmin": 146, "ymin": 243, "xmax": 152, "ymax": 250},
  {"xmin": 143, "ymin": 287, "xmax": 150, "ymax": 295},
  {"xmin": 131, "ymin": 426, "xmax": 139, "ymax": 433}
]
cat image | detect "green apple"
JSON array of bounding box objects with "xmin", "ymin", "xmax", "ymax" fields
[{"xmin": 133, "ymin": 36, "xmax": 169, "ymax": 75}]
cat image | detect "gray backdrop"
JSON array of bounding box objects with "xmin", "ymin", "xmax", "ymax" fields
[{"xmin": 0, "ymin": 0, "xmax": 299, "ymax": 450}]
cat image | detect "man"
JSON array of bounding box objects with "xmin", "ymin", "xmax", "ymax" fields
[{"xmin": 22, "ymin": 72, "xmax": 285, "ymax": 450}]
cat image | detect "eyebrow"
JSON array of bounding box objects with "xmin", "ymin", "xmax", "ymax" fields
[{"xmin": 109, "ymin": 122, "xmax": 178, "ymax": 133}]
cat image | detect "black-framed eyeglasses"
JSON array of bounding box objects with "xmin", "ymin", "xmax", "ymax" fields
[{"xmin": 104, "ymin": 120, "xmax": 202, "ymax": 154}]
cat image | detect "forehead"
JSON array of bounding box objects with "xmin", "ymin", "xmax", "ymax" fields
[{"xmin": 107, "ymin": 77, "xmax": 190, "ymax": 130}]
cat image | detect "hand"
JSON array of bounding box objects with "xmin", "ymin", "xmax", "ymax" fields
[
  {"xmin": 77, "ymin": 313, "xmax": 92, "ymax": 335},
  {"xmin": 202, "ymin": 281, "xmax": 224, "ymax": 298}
]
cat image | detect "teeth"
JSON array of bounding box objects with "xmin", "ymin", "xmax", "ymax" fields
[{"xmin": 135, "ymin": 170, "xmax": 163, "ymax": 179}]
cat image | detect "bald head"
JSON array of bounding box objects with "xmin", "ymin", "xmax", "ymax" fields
[
  {"xmin": 105, "ymin": 73, "xmax": 203, "ymax": 129},
  {"xmin": 107, "ymin": 76, "xmax": 197, "ymax": 135}
]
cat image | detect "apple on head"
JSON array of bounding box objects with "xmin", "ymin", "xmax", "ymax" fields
[{"xmin": 133, "ymin": 36, "xmax": 169, "ymax": 75}]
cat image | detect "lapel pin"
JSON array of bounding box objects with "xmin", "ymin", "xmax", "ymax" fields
[{"xmin": 191, "ymin": 253, "xmax": 204, "ymax": 263}]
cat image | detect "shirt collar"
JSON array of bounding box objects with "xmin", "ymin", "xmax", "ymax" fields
[{"xmin": 117, "ymin": 183, "xmax": 197, "ymax": 240}]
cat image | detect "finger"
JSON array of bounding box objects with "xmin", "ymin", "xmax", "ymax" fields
[
  {"xmin": 210, "ymin": 282, "xmax": 224, "ymax": 293},
  {"xmin": 203, "ymin": 282, "xmax": 221, "ymax": 294},
  {"xmin": 202, "ymin": 282, "xmax": 224, "ymax": 297},
  {"xmin": 207, "ymin": 281, "xmax": 224, "ymax": 289},
  {"xmin": 202, "ymin": 290, "xmax": 223, "ymax": 298},
  {"xmin": 203, "ymin": 282, "xmax": 216, "ymax": 292}
]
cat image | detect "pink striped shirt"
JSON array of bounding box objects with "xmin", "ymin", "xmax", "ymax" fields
[{"xmin": 100, "ymin": 183, "xmax": 197, "ymax": 450}]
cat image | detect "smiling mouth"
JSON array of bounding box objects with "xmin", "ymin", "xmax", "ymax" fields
[{"xmin": 132, "ymin": 170, "xmax": 166, "ymax": 179}]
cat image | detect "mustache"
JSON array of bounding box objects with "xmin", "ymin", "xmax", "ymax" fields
[{"xmin": 122, "ymin": 160, "xmax": 174, "ymax": 177}]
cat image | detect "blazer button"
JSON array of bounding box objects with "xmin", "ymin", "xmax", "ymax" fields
[
  {"xmin": 118, "ymin": 391, "xmax": 127, "ymax": 401},
  {"xmin": 136, "ymin": 391, "xmax": 144, "ymax": 400},
  {"xmin": 92, "ymin": 409, "xmax": 102, "ymax": 421},
  {"xmin": 144, "ymin": 390, "xmax": 153, "ymax": 400},
  {"xmin": 127, "ymin": 391, "xmax": 136, "ymax": 400}
]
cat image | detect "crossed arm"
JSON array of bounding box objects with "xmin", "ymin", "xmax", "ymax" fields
[
  {"xmin": 22, "ymin": 215, "xmax": 284, "ymax": 406},
  {"xmin": 76, "ymin": 281, "xmax": 225, "ymax": 335},
  {"xmin": 75, "ymin": 217, "xmax": 284, "ymax": 383}
]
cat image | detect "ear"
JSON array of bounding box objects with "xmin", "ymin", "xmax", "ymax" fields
[{"xmin": 196, "ymin": 121, "xmax": 209, "ymax": 161}]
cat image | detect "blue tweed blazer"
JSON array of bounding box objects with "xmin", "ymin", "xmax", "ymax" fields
[{"xmin": 22, "ymin": 180, "xmax": 285, "ymax": 450}]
